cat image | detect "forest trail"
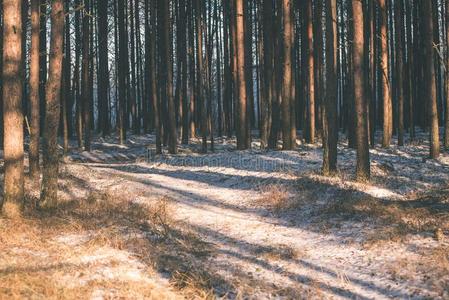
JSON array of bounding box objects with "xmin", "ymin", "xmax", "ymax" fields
[{"xmin": 57, "ymin": 134, "xmax": 449, "ymax": 299}]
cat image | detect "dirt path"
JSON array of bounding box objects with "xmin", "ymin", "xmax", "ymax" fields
[{"xmin": 58, "ymin": 134, "xmax": 449, "ymax": 299}]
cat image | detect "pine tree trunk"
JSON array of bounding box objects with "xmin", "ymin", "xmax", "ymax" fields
[
  {"xmin": 188, "ymin": 0, "xmax": 196, "ymax": 139},
  {"xmin": 281, "ymin": 0, "xmax": 293, "ymax": 150},
  {"xmin": 395, "ymin": 0, "xmax": 404, "ymax": 146},
  {"xmin": 82, "ymin": 0, "xmax": 91, "ymax": 151},
  {"xmin": 2, "ymin": 0, "xmax": 24, "ymax": 217},
  {"xmin": 352, "ymin": 0, "xmax": 370, "ymax": 182},
  {"xmin": 261, "ymin": 0, "xmax": 273, "ymax": 148},
  {"xmin": 323, "ymin": 0, "xmax": 338, "ymax": 175},
  {"xmin": 40, "ymin": 0, "xmax": 64, "ymax": 209},
  {"xmin": 223, "ymin": 0, "xmax": 232, "ymax": 138},
  {"xmin": 39, "ymin": 0, "xmax": 47, "ymax": 136},
  {"xmin": 423, "ymin": 0, "xmax": 440, "ymax": 159},
  {"xmin": 236, "ymin": 0, "xmax": 249, "ymax": 150},
  {"xmin": 160, "ymin": 0, "xmax": 177, "ymax": 154},
  {"xmin": 306, "ymin": 0, "xmax": 315, "ymax": 144},
  {"xmin": 74, "ymin": 0, "xmax": 83, "ymax": 149},
  {"xmin": 117, "ymin": 0, "xmax": 126, "ymax": 144},
  {"xmin": 29, "ymin": 0, "xmax": 40, "ymax": 180},
  {"xmin": 181, "ymin": 0, "xmax": 189, "ymax": 144},
  {"xmin": 98, "ymin": 0, "xmax": 109, "ymax": 137},
  {"xmin": 244, "ymin": 0, "xmax": 255, "ymax": 130},
  {"xmin": 379, "ymin": 0, "xmax": 392, "ymax": 148},
  {"xmin": 195, "ymin": 0, "xmax": 207, "ymax": 152},
  {"xmin": 149, "ymin": 0, "xmax": 161, "ymax": 154},
  {"xmin": 445, "ymin": 0, "xmax": 449, "ymax": 149}
]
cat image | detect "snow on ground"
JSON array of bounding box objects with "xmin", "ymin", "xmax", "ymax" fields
[{"xmin": 2, "ymin": 132, "xmax": 449, "ymax": 299}]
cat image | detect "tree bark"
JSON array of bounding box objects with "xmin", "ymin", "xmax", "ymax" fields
[
  {"xmin": 160, "ymin": 0, "xmax": 177, "ymax": 154},
  {"xmin": 281, "ymin": 0, "xmax": 293, "ymax": 150},
  {"xmin": 82, "ymin": 0, "xmax": 91, "ymax": 151},
  {"xmin": 97, "ymin": 0, "xmax": 109, "ymax": 137},
  {"xmin": 379, "ymin": 0, "xmax": 392, "ymax": 148},
  {"xmin": 306, "ymin": 0, "xmax": 316, "ymax": 144},
  {"xmin": 2, "ymin": 0, "xmax": 24, "ymax": 217},
  {"xmin": 323, "ymin": 0, "xmax": 338, "ymax": 175},
  {"xmin": 352, "ymin": 0, "xmax": 370, "ymax": 182},
  {"xmin": 422, "ymin": 0, "xmax": 440, "ymax": 159},
  {"xmin": 117, "ymin": 0, "xmax": 126, "ymax": 144},
  {"xmin": 29, "ymin": 0, "xmax": 40, "ymax": 180},
  {"xmin": 40, "ymin": 0, "xmax": 64, "ymax": 209}
]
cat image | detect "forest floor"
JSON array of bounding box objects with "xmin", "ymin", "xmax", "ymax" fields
[{"xmin": 1, "ymin": 132, "xmax": 449, "ymax": 299}]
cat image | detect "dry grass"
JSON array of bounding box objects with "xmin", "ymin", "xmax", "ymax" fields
[
  {"xmin": 251, "ymin": 244, "xmax": 303, "ymax": 261},
  {"xmin": 386, "ymin": 245, "xmax": 449, "ymax": 298},
  {"xmin": 320, "ymin": 189, "xmax": 449, "ymax": 246},
  {"xmin": 0, "ymin": 188, "xmax": 219, "ymax": 300},
  {"xmin": 256, "ymin": 184, "xmax": 294, "ymax": 212}
]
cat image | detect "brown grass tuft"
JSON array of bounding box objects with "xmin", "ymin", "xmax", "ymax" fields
[
  {"xmin": 256, "ymin": 185, "xmax": 293, "ymax": 212},
  {"xmin": 0, "ymin": 188, "xmax": 218, "ymax": 299},
  {"xmin": 252, "ymin": 244, "xmax": 303, "ymax": 261}
]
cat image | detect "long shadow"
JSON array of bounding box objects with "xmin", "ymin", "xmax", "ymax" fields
[
  {"xmin": 45, "ymin": 167, "xmax": 443, "ymax": 298},
  {"xmin": 177, "ymin": 221, "xmax": 414, "ymax": 299},
  {"xmin": 91, "ymin": 163, "xmax": 298, "ymax": 191},
  {"xmin": 88, "ymin": 163, "xmax": 449, "ymax": 241}
]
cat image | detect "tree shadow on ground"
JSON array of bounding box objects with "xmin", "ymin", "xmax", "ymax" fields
[{"xmin": 51, "ymin": 166, "xmax": 448, "ymax": 298}]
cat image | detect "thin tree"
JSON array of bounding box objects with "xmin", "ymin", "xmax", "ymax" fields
[
  {"xmin": 379, "ymin": 0, "xmax": 392, "ymax": 148},
  {"xmin": 422, "ymin": 0, "xmax": 440, "ymax": 159},
  {"xmin": 159, "ymin": 0, "xmax": 177, "ymax": 154},
  {"xmin": 445, "ymin": 0, "xmax": 449, "ymax": 149},
  {"xmin": 117, "ymin": 0, "xmax": 126, "ymax": 144},
  {"xmin": 352, "ymin": 0, "xmax": 370, "ymax": 181},
  {"xmin": 395, "ymin": 0, "xmax": 404, "ymax": 146},
  {"xmin": 29, "ymin": 0, "xmax": 40, "ymax": 180},
  {"xmin": 97, "ymin": 0, "xmax": 109, "ymax": 136},
  {"xmin": 281, "ymin": 0, "xmax": 293, "ymax": 150},
  {"xmin": 82, "ymin": 0, "xmax": 91, "ymax": 151},
  {"xmin": 149, "ymin": 0, "xmax": 161, "ymax": 154},
  {"xmin": 40, "ymin": 0, "xmax": 65, "ymax": 209},
  {"xmin": 323, "ymin": 0, "xmax": 338, "ymax": 175},
  {"xmin": 2, "ymin": 0, "xmax": 24, "ymax": 217},
  {"xmin": 306, "ymin": 0, "xmax": 316, "ymax": 144},
  {"xmin": 236, "ymin": 0, "xmax": 250, "ymax": 150}
]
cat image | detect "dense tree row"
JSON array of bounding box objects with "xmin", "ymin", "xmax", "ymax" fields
[{"xmin": 1, "ymin": 0, "xmax": 448, "ymax": 216}]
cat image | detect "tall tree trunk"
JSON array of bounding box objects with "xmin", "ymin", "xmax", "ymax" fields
[
  {"xmin": 306, "ymin": 0, "xmax": 316, "ymax": 144},
  {"xmin": 40, "ymin": 0, "xmax": 64, "ymax": 209},
  {"xmin": 281, "ymin": 0, "xmax": 293, "ymax": 150},
  {"xmin": 29, "ymin": 0, "xmax": 40, "ymax": 180},
  {"xmin": 379, "ymin": 0, "xmax": 392, "ymax": 148},
  {"xmin": 188, "ymin": 0, "xmax": 196, "ymax": 139},
  {"xmin": 82, "ymin": 0, "xmax": 91, "ymax": 151},
  {"xmin": 445, "ymin": 0, "xmax": 449, "ymax": 149},
  {"xmin": 180, "ymin": 0, "xmax": 189, "ymax": 144},
  {"xmin": 236, "ymin": 0, "xmax": 249, "ymax": 150},
  {"xmin": 117, "ymin": 0, "xmax": 126, "ymax": 144},
  {"xmin": 129, "ymin": 0, "xmax": 138, "ymax": 134},
  {"xmin": 323, "ymin": 0, "xmax": 338, "ymax": 175},
  {"xmin": 97, "ymin": 0, "xmax": 109, "ymax": 137},
  {"xmin": 352, "ymin": 0, "xmax": 370, "ymax": 182},
  {"xmin": 2, "ymin": 0, "xmax": 24, "ymax": 217},
  {"xmin": 261, "ymin": 0, "xmax": 273, "ymax": 148},
  {"xmin": 244, "ymin": 0, "xmax": 255, "ymax": 130},
  {"xmin": 150, "ymin": 0, "xmax": 161, "ymax": 154},
  {"xmin": 195, "ymin": 0, "xmax": 207, "ymax": 152},
  {"xmin": 62, "ymin": 7, "xmax": 72, "ymax": 152},
  {"xmin": 395, "ymin": 0, "xmax": 404, "ymax": 146},
  {"xmin": 423, "ymin": 0, "xmax": 440, "ymax": 159},
  {"xmin": 39, "ymin": 0, "xmax": 47, "ymax": 136},
  {"xmin": 74, "ymin": 0, "xmax": 83, "ymax": 149},
  {"xmin": 223, "ymin": 0, "xmax": 232, "ymax": 138},
  {"xmin": 158, "ymin": 0, "xmax": 177, "ymax": 154}
]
